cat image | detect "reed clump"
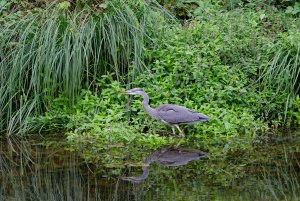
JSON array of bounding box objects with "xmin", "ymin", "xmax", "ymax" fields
[{"xmin": 0, "ymin": 0, "xmax": 165, "ymax": 134}]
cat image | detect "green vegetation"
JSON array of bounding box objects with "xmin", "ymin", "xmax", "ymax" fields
[
  {"xmin": 1, "ymin": 0, "xmax": 300, "ymax": 187},
  {"xmin": 0, "ymin": 0, "xmax": 164, "ymax": 133}
]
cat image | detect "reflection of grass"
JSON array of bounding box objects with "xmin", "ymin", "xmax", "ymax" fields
[
  {"xmin": 261, "ymin": 150, "xmax": 300, "ymax": 201},
  {"xmin": 0, "ymin": 136, "xmax": 120, "ymax": 201},
  {"xmin": 1, "ymin": 134, "xmax": 300, "ymax": 201}
]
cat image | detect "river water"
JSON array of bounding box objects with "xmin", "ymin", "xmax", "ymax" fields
[{"xmin": 0, "ymin": 132, "xmax": 300, "ymax": 201}]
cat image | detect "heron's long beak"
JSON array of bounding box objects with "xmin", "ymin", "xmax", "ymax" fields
[{"xmin": 117, "ymin": 91, "xmax": 129, "ymax": 94}]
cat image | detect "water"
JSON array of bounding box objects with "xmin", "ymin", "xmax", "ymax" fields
[{"xmin": 0, "ymin": 132, "xmax": 300, "ymax": 201}]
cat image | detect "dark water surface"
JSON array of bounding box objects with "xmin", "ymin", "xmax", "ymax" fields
[{"xmin": 1, "ymin": 132, "xmax": 300, "ymax": 201}]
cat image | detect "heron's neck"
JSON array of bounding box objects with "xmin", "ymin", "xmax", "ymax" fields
[
  {"xmin": 127, "ymin": 166, "xmax": 150, "ymax": 183},
  {"xmin": 140, "ymin": 92, "xmax": 158, "ymax": 119},
  {"xmin": 141, "ymin": 166, "xmax": 150, "ymax": 179}
]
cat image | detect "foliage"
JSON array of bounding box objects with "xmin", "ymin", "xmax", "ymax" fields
[
  {"xmin": 28, "ymin": 0, "xmax": 300, "ymax": 164},
  {"xmin": 0, "ymin": 0, "xmax": 168, "ymax": 134},
  {"xmin": 285, "ymin": 2, "xmax": 300, "ymax": 16},
  {"xmin": 134, "ymin": 24, "xmax": 269, "ymax": 144},
  {"xmin": 29, "ymin": 44, "xmax": 267, "ymax": 164},
  {"xmin": 159, "ymin": 0, "xmax": 300, "ymax": 20},
  {"xmin": 257, "ymin": 27, "xmax": 300, "ymax": 122},
  {"xmin": 290, "ymin": 96, "xmax": 300, "ymax": 124},
  {"xmin": 0, "ymin": 0, "xmax": 46, "ymax": 18},
  {"xmin": 183, "ymin": 1, "xmax": 300, "ymax": 123},
  {"xmin": 28, "ymin": 75, "xmax": 175, "ymax": 164}
]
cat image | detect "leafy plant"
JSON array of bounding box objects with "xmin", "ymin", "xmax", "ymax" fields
[{"xmin": 286, "ymin": 2, "xmax": 300, "ymax": 16}]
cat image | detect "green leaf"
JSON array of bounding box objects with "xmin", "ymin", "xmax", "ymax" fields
[
  {"xmin": 57, "ymin": 1, "xmax": 71, "ymax": 10},
  {"xmin": 99, "ymin": 3, "xmax": 108, "ymax": 9}
]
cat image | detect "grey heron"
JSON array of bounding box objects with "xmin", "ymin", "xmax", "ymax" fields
[{"xmin": 118, "ymin": 88, "xmax": 209, "ymax": 137}]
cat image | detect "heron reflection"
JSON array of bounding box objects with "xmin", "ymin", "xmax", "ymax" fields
[{"xmin": 120, "ymin": 147, "xmax": 208, "ymax": 183}]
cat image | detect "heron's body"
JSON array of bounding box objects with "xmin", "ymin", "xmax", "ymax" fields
[
  {"xmin": 154, "ymin": 104, "xmax": 209, "ymax": 125},
  {"xmin": 119, "ymin": 88, "xmax": 209, "ymax": 137}
]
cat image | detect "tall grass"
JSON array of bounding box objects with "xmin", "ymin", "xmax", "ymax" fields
[
  {"xmin": 262, "ymin": 47, "xmax": 300, "ymax": 95},
  {"xmin": 0, "ymin": 0, "xmax": 167, "ymax": 134},
  {"xmin": 259, "ymin": 45, "xmax": 300, "ymax": 121}
]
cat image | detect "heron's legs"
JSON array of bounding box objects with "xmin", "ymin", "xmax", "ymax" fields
[
  {"xmin": 171, "ymin": 127, "xmax": 176, "ymax": 136},
  {"xmin": 175, "ymin": 125, "xmax": 184, "ymax": 138}
]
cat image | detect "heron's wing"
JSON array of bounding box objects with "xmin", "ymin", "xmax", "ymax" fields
[{"xmin": 156, "ymin": 104, "xmax": 209, "ymax": 125}]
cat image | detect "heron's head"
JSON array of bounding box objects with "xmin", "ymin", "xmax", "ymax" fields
[{"xmin": 118, "ymin": 88, "xmax": 144, "ymax": 95}]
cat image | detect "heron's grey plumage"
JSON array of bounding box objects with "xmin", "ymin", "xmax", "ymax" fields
[
  {"xmin": 119, "ymin": 88, "xmax": 209, "ymax": 136},
  {"xmin": 156, "ymin": 104, "xmax": 209, "ymax": 125}
]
